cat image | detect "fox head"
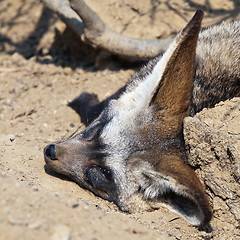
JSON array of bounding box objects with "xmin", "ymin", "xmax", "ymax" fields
[{"xmin": 44, "ymin": 10, "xmax": 212, "ymax": 227}]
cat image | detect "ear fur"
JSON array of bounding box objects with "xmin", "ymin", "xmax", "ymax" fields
[
  {"xmin": 95, "ymin": 11, "xmax": 203, "ymax": 137},
  {"xmin": 151, "ymin": 10, "xmax": 203, "ymax": 135},
  {"xmin": 138, "ymin": 11, "xmax": 212, "ymax": 226},
  {"xmin": 142, "ymin": 152, "xmax": 212, "ymax": 226}
]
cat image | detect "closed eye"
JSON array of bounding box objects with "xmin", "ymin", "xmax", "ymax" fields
[
  {"xmin": 97, "ymin": 166, "xmax": 112, "ymax": 181},
  {"xmin": 86, "ymin": 165, "xmax": 115, "ymax": 194}
]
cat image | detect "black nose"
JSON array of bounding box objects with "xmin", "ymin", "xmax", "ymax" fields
[{"xmin": 45, "ymin": 144, "xmax": 58, "ymax": 160}]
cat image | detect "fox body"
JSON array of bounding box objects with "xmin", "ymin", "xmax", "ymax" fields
[{"xmin": 44, "ymin": 11, "xmax": 240, "ymax": 227}]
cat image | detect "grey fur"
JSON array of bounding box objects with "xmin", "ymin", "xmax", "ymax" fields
[{"xmin": 191, "ymin": 21, "xmax": 240, "ymax": 115}]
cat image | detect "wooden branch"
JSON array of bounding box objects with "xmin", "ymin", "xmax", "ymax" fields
[
  {"xmin": 42, "ymin": 0, "xmax": 84, "ymax": 39},
  {"xmin": 43, "ymin": 0, "xmax": 173, "ymax": 59}
]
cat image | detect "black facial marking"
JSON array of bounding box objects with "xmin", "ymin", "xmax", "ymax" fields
[
  {"xmin": 80, "ymin": 109, "xmax": 113, "ymax": 142},
  {"xmin": 86, "ymin": 165, "xmax": 115, "ymax": 194},
  {"xmin": 81, "ymin": 121, "xmax": 105, "ymax": 141}
]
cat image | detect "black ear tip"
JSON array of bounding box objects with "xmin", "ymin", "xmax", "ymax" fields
[
  {"xmin": 196, "ymin": 9, "xmax": 204, "ymax": 16},
  {"xmin": 192, "ymin": 9, "xmax": 204, "ymax": 22},
  {"xmin": 200, "ymin": 207, "xmax": 213, "ymax": 227},
  {"xmin": 198, "ymin": 222, "xmax": 214, "ymax": 233},
  {"xmin": 180, "ymin": 9, "xmax": 204, "ymax": 42}
]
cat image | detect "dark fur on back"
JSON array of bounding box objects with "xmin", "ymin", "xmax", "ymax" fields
[{"xmin": 191, "ymin": 21, "xmax": 240, "ymax": 115}]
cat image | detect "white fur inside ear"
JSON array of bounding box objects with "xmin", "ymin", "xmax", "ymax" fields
[
  {"xmin": 142, "ymin": 170, "xmax": 204, "ymax": 226},
  {"xmin": 116, "ymin": 37, "xmax": 179, "ymax": 115},
  {"xmin": 142, "ymin": 170, "xmax": 180, "ymax": 199}
]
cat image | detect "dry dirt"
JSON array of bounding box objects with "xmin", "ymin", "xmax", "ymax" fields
[{"xmin": 0, "ymin": 0, "xmax": 240, "ymax": 239}]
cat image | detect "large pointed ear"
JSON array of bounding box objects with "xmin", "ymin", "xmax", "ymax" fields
[
  {"xmin": 143, "ymin": 153, "xmax": 212, "ymax": 226},
  {"xmin": 151, "ymin": 10, "xmax": 203, "ymax": 135}
]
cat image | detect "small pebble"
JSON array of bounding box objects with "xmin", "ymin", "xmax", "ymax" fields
[
  {"xmin": 63, "ymin": 67, "xmax": 73, "ymax": 75},
  {"xmin": 28, "ymin": 221, "xmax": 42, "ymax": 229},
  {"xmin": 8, "ymin": 216, "xmax": 22, "ymax": 225},
  {"xmin": 72, "ymin": 203, "xmax": 79, "ymax": 208},
  {"xmin": 50, "ymin": 225, "xmax": 71, "ymax": 240},
  {"xmin": 8, "ymin": 134, "xmax": 15, "ymax": 142},
  {"xmin": 42, "ymin": 47, "xmax": 49, "ymax": 55},
  {"xmin": 1, "ymin": 134, "xmax": 15, "ymax": 146}
]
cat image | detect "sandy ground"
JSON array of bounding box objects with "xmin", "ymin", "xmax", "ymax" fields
[{"xmin": 0, "ymin": 0, "xmax": 239, "ymax": 239}]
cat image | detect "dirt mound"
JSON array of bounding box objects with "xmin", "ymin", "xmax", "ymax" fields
[{"xmin": 184, "ymin": 98, "xmax": 240, "ymax": 232}]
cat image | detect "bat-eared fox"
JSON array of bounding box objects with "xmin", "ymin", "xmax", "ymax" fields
[{"xmin": 44, "ymin": 10, "xmax": 240, "ymax": 227}]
